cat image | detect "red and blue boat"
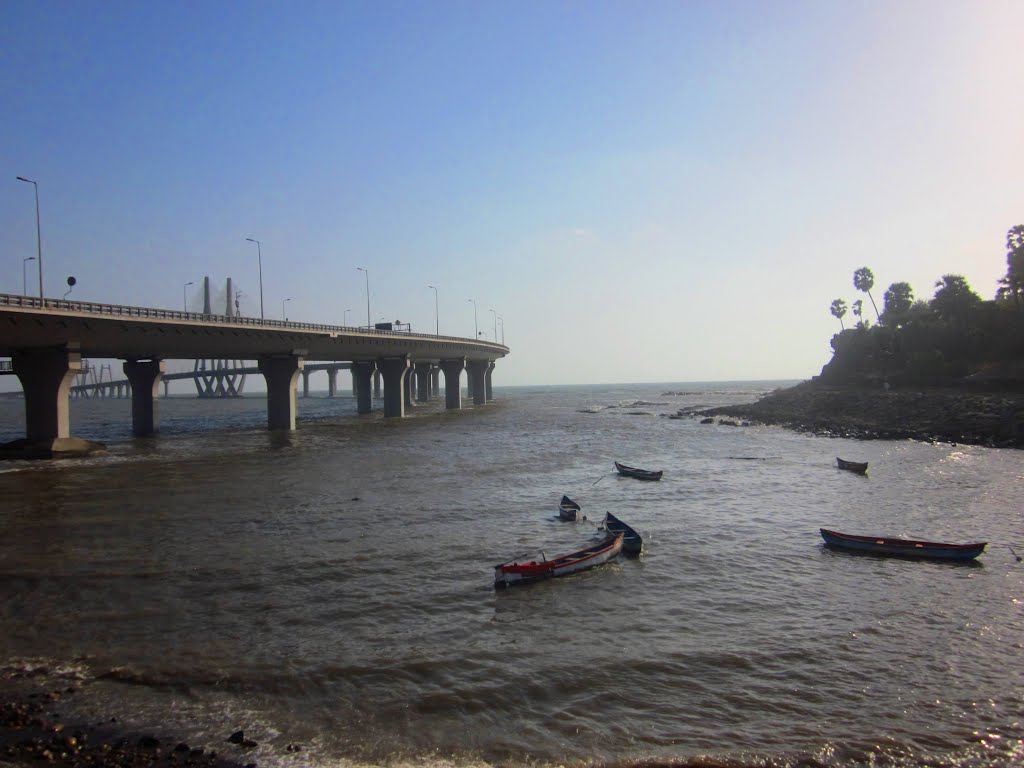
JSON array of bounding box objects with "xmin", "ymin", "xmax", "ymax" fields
[
  {"xmin": 494, "ymin": 532, "xmax": 624, "ymax": 587},
  {"xmin": 820, "ymin": 528, "xmax": 986, "ymax": 561}
]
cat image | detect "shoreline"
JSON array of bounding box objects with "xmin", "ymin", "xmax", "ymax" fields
[
  {"xmin": 0, "ymin": 683, "xmax": 266, "ymax": 768},
  {"xmin": 695, "ymin": 381, "xmax": 1024, "ymax": 448}
]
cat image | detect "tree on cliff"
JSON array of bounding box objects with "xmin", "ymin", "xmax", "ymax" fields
[
  {"xmin": 853, "ymin": 267, "xmax": 880, "ymax": 321},
  {"xmin": 852, "ymin": 299, "xmax": 867, "ymax": 329},
  {"xmin": 997, "ymin": 225, "xmax": 1024, "ymax": 308},
  {"xmin": 931, "ymin": 274, "xmax": 980, "ymax": 326},
  {"xmin": 830, "ymin": 299, "xmax": 848, "ymax": 330},
  {"xmin": 882, "ymin": 282, "xmax": 914, "ymax": 325}
]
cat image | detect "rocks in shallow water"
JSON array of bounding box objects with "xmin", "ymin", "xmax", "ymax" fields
[
  {"xmin": 700, "ymin": 417, "xmax": 714, "ymax": 424},
  {"xmin": 228, "ymin": 730, "xmax": 245, "ymax": 744}
]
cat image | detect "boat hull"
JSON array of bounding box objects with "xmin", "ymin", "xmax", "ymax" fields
[
  {"xmin": 614, "ymin": 461, "xmax": 663, "ymax": 481},
  {"xmin": 495, "ymin": 533, "xmax": 624, "ymax": 586},
  {"xmin": 820, "ymin": 528, "xmax": 986, "ymax": 561},
  {"xmin": 604, "ymin": 512, "xmax": 643, "ymax": 555},
  {"xmin": 559, "ymin": 495, "xmax": 581, "ymax": 521},
  {"xmin": 836, "ymin": 457, "xmax": 868, "ymax": 474}
]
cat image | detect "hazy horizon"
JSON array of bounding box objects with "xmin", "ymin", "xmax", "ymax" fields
[{"xmin": 3, "ymin": 1, "xmax": 1022, "ymax": 388}]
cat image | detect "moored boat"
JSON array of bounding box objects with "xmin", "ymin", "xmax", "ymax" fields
[
  {"xmin": 603, "ymin": 512, "xmax": 643, "ymax": 555},
  {"xmin": 836, "ymin": 457, "xmax": 868, "ymax": 474},
  {"xmin": 819, "ymin": 528, "xmax": 986, "ymax": 561},
  {"xmin": 559, "ymin": 495, "xmax": 582, "ymax": 521},
  {"xmin": 494, "ymin": 532, "xmax": 624, "ymax": 587},
  {"xmin": 614, "ymin": 461, "xmax": 663, "ymax": 481}
]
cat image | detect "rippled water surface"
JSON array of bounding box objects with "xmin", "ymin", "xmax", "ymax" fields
[{"xmin": 1, "ymin": 382, "xmax": 1022, "ymax": 767}]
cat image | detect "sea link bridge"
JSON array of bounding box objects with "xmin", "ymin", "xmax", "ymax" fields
[{"xmin": 0, "ymin": 292, "xmax": 509, "ymax": 441}]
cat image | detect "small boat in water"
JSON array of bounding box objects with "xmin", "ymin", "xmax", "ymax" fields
[
  {"xmin": 559, "ymin": 495, "xmax": 582, "ymax": 521},
  {"xmin": 494, "ymin": 532, "xmax": 624, "ymax": 587},
  {"xmin": 819, "ymin": 528, "xmax": 987, "ymax": 561},
  {"xmin": 603, "ymin": 512, "xmax": 643, "ymax": 555},
  {"xmin": 614, "ymin": 461, "xmax": 663, "ymax": 481},
  {"xmin": 836, "ymin": 457, "xmax": 868, "ymax": 474}
]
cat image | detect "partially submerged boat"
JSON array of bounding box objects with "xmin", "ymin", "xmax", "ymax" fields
[
  {"xmin": 603, "ymin": 512, "xmax": 643, "ymax": 555},
  {"xmin": 819, "ymin": 528, "xmax": 986, "ymax": 561},
  {"xmin": 494, "ymin": 532, "xmax": 624, "ymax": 587},
  {"xmin": 559, "ymin": 495, "xmax": 582, "ymax": 521},
  {"xmin": 836, "ymin": 457, "xmax": 868, "ymax": 475},
  {"xmin": 614, "ymin": 461, "xmax": 663, "ymax": 481}
]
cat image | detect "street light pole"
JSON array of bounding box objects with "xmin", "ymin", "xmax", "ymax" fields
[
  {"xmin": 282, "ymin": 298, "xmax": 291, "ymax": 321},
  {"xmin": 183, "ymin": 281, "xmax": 194, "ymax": 312},
  {"xmin": 490, "ymin": 308, "xmax": 497, "ymax": 342},
  {"xmin": 356, "ymin": 267, "xmax": 370, "ymax": 329},
  {"xmin": 245, "ymin": 237, "xmax": 264, "ymax": 320},
  {"xmin": 23, "ymin": 256, "xmax": 36, "ymax": 297},
  {"xmin": 16, "ymin": 176, "xmax": 42, "ymax": 301},
  {"xmin": 344, "ymin": 308, "xmax": 351, "ymax": 326},
  {"xmin": 428, "ymin": 285, "xmax": 439, "ymax": 335},
  {"xmin": 498, "ymin": 316, "xmax": 504, "ymax": 344},
  {"xmin": 468, "ymin": 298, "xmax": 478, "ymax": 339}
]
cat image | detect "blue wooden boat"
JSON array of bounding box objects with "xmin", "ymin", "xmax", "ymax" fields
[
  {"xmin": 603, "ymin": 512, "xmax": 643, "ymax": 555},
  {"xmin": 559, "ymin": 495, "xmax": 582, "ymax": 521},
  {"xmin": 614, "ymin": 461, "xmax": 663, "ymax": 481},
  {"xmin": 820, "ymin": 528, "xmax": 986, "ymax": 561},
  {"xmin": 836, "ymin": 457, "xmax": 868, "ymax": 474}
]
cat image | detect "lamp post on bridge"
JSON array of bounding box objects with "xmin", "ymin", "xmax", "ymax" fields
[
  {"xmin": 23, "ymin": 256, "xmax": 35, "ymax": 297},
  {"xmin": 428, "ymin": 284, "xmax": 438, "ymax": 335},
  {"xmin": 15, "ymin": 176, "xmax": 43, "ymax": 301},
  {"xmin": 497, "ymin": 315, "xmax": 505, "ymax": 344},
  {"xmin": 344, "ymin": 308, "xmax": 351, "ymax": 326},
  {"xmin": 183, "ymin": 281, "xmax": 194, "ymax": 312},
  {"xmin": 245, "ymin": 237, "xmax": 264, "ymax": 320},
  {"xmin": 489, "ymin": 308, "xmax": 497, "ymax": 343},
  {"xmin": 282, "ymin": 297, "xmax": 291, "ymax": 321},
  {"xmin": 356, "ymin": 267, "xmax": 370, "ymax": 329},
  {"xmin": 468, "ymin": 298, "xmax": 478, "ymax": 340}
]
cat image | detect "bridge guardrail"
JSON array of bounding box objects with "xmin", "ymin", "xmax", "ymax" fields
[{"xmin": 0, "ymin": 293, "xmax": 508, "ymax": 352}]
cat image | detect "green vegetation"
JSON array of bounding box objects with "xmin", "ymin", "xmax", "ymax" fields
[{"xmin": 822, "ymin": 226, "xmax": 1024, "ymax": 388}]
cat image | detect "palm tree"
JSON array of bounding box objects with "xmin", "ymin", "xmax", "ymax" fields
[
  {"xmin": 830, "ymin": 298, "xmax": 848, "ymax": 330},
  {"xmin": 882, "ymin": 281, "xmax": 914, "ymax": 324},
  {"xmin": 853, "ymin": 267, "xmax": 880, "ymax": 321},
  {"xmin": 932, "ymin": 274, "xmax": 981, "ymax": 326},
  {"xmin": 997, "ymin": 225, "xmax": 1024, "ymax": 308},
  {"xmin": 852, "ymin": 299, "xmax": 863, "ymax": 328}
]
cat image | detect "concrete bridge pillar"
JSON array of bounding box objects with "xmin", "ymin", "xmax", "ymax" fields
[
  {"xmin": 379, "ymin": 356, "xmax": 409, "ymax": 418},
  {"xmin": 485, "ymin": 361, "xmax": 495, "ymax": 402},
  {"xmin": 162, "ymin": 379, "xmax": 170, "ymax": 398},
  {"xmin": 373, "ymin": 370, "xmax": 382, "ymax": 400},
  {"xmin": 440, "ymin": 358, "xmax": 465, "ymax": 410},
  {"xmin": 467, "ymin": 359, "xmax": 489, "ymax": 405},
  {"xmin": 12, "ymin": 345, "xmax": 82, "ymax": 441},
  {"xmin": 431, "ymin": 366, "xmax": 440, "ymax": 397},
  {"xmin": 258, "ymin": 354, "xmax": 304, "ymax": 431},
  {"xmin": 404, "ymin": 363, "xmax": 415, "ymax": 409},
  {"xmin": 123, "ymin": 359, "xmax": 165, "ymax": 436},
  {"xmin": 302, "ymin": 369, "xmax": 311, "ymax": 398},
  {"xmin": 327, "ymin": 368, "xmax": 337, "ymax": 398},
  {"xmin": 414, "ymin": 362, "xmax": 432, "ymax": 403},
  {"xmin": 351, "ymin": 361, "xmax": 376, "ymax": 414}
]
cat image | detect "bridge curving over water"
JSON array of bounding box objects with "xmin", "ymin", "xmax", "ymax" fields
[{"xmin": 0, "ymin": 293, "xmax": 508, "ymax": 443}]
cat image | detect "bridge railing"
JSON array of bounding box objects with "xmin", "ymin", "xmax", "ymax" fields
[{"xmin": 0, "ymin": 293, "xmax": 508, "ymax": 352}]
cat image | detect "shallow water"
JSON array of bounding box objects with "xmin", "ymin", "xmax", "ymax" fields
[{"xmin": 1, "ymin": 382, "xmax": 1022, "ymax": 767}]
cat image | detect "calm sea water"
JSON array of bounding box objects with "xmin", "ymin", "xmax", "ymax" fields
[{"xmin": 0, "ymin": 381, "xmax": 1022, "ymax": 768}]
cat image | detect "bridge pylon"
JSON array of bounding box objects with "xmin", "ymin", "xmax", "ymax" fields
[{"xmin": 194, "ymin": 359, "xmax": 247, "ymax": 398}]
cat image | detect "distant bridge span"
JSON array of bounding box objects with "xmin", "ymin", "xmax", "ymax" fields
[{"xmin": 0, "ymin": 293, "xmax": 508, "ymax": 443}]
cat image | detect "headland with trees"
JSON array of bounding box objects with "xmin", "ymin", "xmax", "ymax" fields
[{"xmin": 702, "ymin": 226, "xmax": 1024, "ymax": 448}]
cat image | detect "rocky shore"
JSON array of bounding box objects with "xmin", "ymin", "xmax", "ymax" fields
[
  {"xmin": 696, "ymin": 381, "xmax": 1024, "ymax": 448},
  {"xmin": 0, "ymin": 685, "xmax": 273, "ymax": 768}
]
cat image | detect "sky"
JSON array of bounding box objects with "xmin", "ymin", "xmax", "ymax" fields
[{"xmin": 2, "ymin": 0, "xmax": 1023, "ymax": 387}]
